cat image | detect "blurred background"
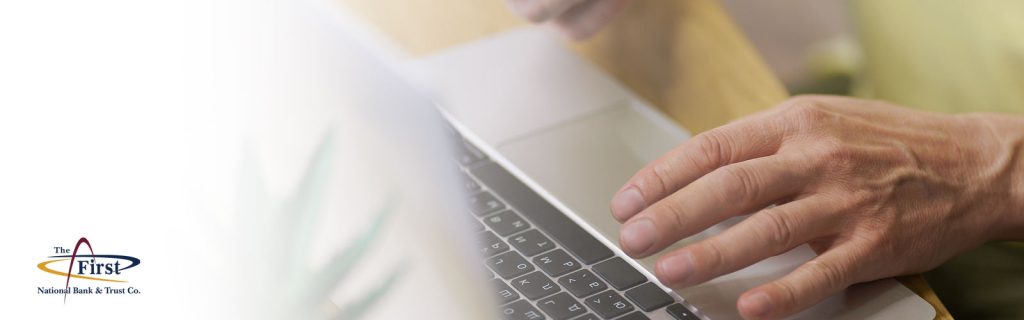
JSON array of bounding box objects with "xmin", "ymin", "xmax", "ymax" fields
[{"xmin": 719, "ymin": 0, "xmax": 855, "ymax": 95}]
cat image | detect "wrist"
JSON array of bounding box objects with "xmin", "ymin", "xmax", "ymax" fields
[{"xmin": 964, "ymin": 113, "xmax": 1024, "ymax": 241}]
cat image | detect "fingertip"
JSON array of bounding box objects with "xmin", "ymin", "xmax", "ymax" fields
[
  {"xmin": 619, "ymin": 217, "xmax": 655, "ymax": 256},
  {"xmin": 611, "ymin": 187, "xmax": 645, "ymax": 222},
  {"xmin": 655, "ymin": 251, "xmax": 695, "ymax": 287},
  {"xmin": 738, "ymin": 290, "xmax": 774, "ymax": 320}
]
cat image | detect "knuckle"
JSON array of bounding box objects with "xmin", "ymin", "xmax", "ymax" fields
[
  {"xmin": 756, "ymin": 208, "xmax": 796, "ymax": 248},
  {"xmin": 821, "ymin": 139, "xmax": 851, "ymax": 160},
  {"xmin": 770, "ymin": 280, "xmax": 801, "ymax": 310},
  {"xmin": 847, "ymin": 224, "xmax": 883, "ymax": 248},
  {"xmin": 692, "ymin": 129, "xmax": 732, "ymax": 169},
  {"xmin": 668, "ymin": 203, "xmax": 688, "ymax": 232},
  {"xmin": 812, "ymin": 137, "xmax": 855, "ymax": 170},
  {"xmin": 804, "ymin": 259, "xmax": 849, "ymax": 291},
  {"xmin": 699, "ymin": 239, "xmax": 728, "ymax": 270},
  {"xmin": 655, "ymin": 197, "xmax": 689, "ymax": 233},
  {"xmin": 853, "ymin": 225, "xmax": 894, "ymax": 258},
  {"xmin": 714, "ymin": 165, "xmax": 761, "ymax": 206},
  {"xmin": 781, "ymin": 96, "xmax": 829, "ymax": 129},
  {"xmin": 643, "ymin": 163, "xmax": 673, "ymax": 198}
]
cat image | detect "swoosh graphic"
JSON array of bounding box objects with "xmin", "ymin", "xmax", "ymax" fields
[
  {"xmin": 47, "ymin": 254, "xmax": 141, "ymax": 271},
  {"xmin": 64, "ymin": 237, "xmax": 95, "ymax": 303},
  {"xmin": 37, "ymin": 259, "xmax": 127, "ymax": 283}
]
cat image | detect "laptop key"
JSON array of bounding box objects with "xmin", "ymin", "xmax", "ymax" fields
[
  {"xmin": 558, "ymin": 269, "xmax": 608, "ymax": 298},
  {"xmin": 537, "ymin": 292, "xmax": 588, "ymax": 320},
  {"xmin": 468, "ymin": 191, "xmax": 505, "ymax": 216},
  {"xmin": 511, "ymin": 271, "xmax": 562, "ymax": 300},
  {"xmin": 665, "ymin": 304, "xmax": 699, "ymax": 320},
  {"xmin": 622, "ymin": 283, "xmax": 671, "ymax": 311},
  {"xmin": 488, "ymin": 251, "xmax": 535, "ymax": 280},
  {"xmin": 624, "ymin": 283, "xmax": 674, "ymax": 312},
  {"xmin": 502, "ymin": 300, "xmax": 547, "ymax": 320},
  {"xmin": 460, "ymin": 172, "xmax": 482, "ymax": 193},
  {"xmin": 616, "ymin": 311, "xmax": 650, "ymax": 320},
  {"xmin": 509, "ymin": 229, "xmax": 556, "ymax": 257},
  {"xmin": 592, "ymin": 257, "xmax": 647, "ymax": 290},
  {"xmin": 570, "ymin": 313, "xmax": 599, "ymax": 320},
  {"xmin": 485, "ymin": 210, "xmax": 532, "ymax": 236},
  {"xmin": 478, "ymin": 231, "xmax": 510, "ymax": 257},
  {"xmin": 492, "ymin": 278, "xmax": 521, "ymax": 305},
  {"xmin": 470, "ymin": 162, "xmax": 614, "ymax": 264},
  {"xmin": 533, "ymin": 249, "xmax": 581, "ymax": 277},
  {"xmin": 584, "ymin": 290, "xmax": 634, "ymax": 319}
]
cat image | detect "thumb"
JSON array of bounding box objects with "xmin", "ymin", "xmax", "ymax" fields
[{"xmin": 505, "ymin": 0, "xmax": 583, "ymax": 23}]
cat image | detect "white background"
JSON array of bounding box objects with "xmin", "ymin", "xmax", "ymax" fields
[{"xmin": 0, "ymin": 0, "xmax": 491, "ymax": 319}]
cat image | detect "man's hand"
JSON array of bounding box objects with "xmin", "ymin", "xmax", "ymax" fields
[
  {"xmin": 611, "ymin": 95, "xmax": 1024, "ymax": 319},
  {"xmin": 504, "ymin": 0, "xmax": 629, "ymax": 40}
]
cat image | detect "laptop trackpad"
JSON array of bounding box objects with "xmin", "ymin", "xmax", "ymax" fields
[{"xmin": 496, "ymin": 104, "xmax": 687, "ymax": 247}]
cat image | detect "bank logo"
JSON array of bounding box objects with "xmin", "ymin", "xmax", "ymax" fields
[{"xmin": 37, "ymin": 237, "xmax": 142, "ymax": 302}]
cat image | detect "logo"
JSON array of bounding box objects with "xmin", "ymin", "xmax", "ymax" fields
[{"xmin": 37, "ymin": 237, "xmax": 142, "ymax": 302}]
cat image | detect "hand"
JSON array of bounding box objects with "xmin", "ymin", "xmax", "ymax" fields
[
  {"xmin": 610, "ymin": 95, "xmax": 1024, "ymax": 319},
  {"xmin": 504, "ymin": 0, "xmax": 629, "ymax": 40}
]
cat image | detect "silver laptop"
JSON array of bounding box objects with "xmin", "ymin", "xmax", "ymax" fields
[{"xmin": 320, "ymin": 2, "xmax": 936, "ymax": 319}]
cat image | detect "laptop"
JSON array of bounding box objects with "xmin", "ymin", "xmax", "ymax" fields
[{"xmin": 313, "ymin": 2, "xmax": 937, "ymax": 319}]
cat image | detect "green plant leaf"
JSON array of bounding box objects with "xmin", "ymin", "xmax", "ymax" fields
[
  {"xmin": 332, "ymin": 263, "xmax": 407, "ymax": 320},
  {"xmin": 300, "ymin": 195, "xmax": 397, "ymax": 308}
]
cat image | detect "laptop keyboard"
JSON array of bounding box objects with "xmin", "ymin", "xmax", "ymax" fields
[{"xmin": 450, "ymin": 130, "xmax": 703, "ymax": 320}]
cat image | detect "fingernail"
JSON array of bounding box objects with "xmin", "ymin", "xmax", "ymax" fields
[
  {"xmin": 739, "ymin": 291, "xmax": 773, "ymax": 319},
  {"xmin": 657, "ymin": 252, "xmax": 695, "ymax": 286},
  {"xmin": 620, "ymin": 218, "xmax": 655, "ymax": 255},
  {"xmin": 611, "ymin": 187, "xmax": 645, "ymax": 221}
]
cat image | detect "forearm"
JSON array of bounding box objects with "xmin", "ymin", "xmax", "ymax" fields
[{"xmin": 971, "ymin": 113, "xmax": 1024, "ymax": 240}]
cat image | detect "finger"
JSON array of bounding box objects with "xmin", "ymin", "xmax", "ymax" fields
[
  {"xmin": 611, "ymin": 109, "xmax": 789, "ymax": 223},
  {"xmin": 618, "ymin": 153, "xmax": 808, "ymax": 257},
  {"xmin": 654, "ymin": 196, "xmax": 836, "ymax": 288},
  {"xmin": 506, "ymin": 0, "xmax": 584, "ymax": 23},
  {"xmin": 737, "ymin": 245, "xmax": 869, "ymax": 320},
  {"xmin": 551, "ymin": 0, "xmax": 629, "ymax": 40}
]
